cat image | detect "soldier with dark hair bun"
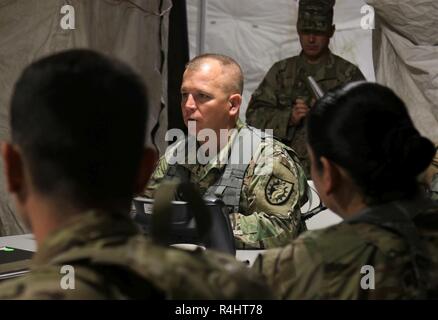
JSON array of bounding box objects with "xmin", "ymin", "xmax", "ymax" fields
[{"xmin": 253, "ymin": 82, "xmax": 438, "ymax": 299}]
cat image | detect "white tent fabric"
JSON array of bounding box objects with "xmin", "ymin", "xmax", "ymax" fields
[
  {"xmin": 0, "ymin": 0, "xmax": 170, "ymax": 235},
  {"xmin": 186, "ymin": 0, "xmax": 375, "ymax": 120},
  {"xmin": 367, "ymin": 0, "xmax": 438, "ymax": 142}
]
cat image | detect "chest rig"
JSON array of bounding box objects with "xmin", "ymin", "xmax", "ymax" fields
[{"xmin": 164, "ymin": 126, "xmax": 271, "ymax": 214}]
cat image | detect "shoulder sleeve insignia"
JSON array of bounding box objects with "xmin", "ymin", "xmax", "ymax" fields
[{"xmin": 265, "ymin": 175, "xmax": 294, "ymax": 205}]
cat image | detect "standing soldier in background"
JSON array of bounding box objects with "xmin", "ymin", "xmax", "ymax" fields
[{"xmin": 246, "ymin": 0, "xmax": 365, "ymax": 177}]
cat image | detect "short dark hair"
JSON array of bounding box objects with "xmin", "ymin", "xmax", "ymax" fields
[
  {"xmin": 307, "ymin": 82, "xmax": 435, "ymax": 205},
  {"xmin": 10, "ymin": 49, "xmax": 148, "ymax": 211},
  {"xmin": 185, "ymin": 53, "xmax": 244, "ymax": 94}
]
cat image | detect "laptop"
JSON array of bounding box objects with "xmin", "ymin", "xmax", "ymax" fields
[{"xmin": 0, "ymin": 246, "xmax": 33, "ymax": 281}]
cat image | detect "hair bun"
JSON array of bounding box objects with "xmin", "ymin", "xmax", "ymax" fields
[
  {"xmin": 403, "ymin": 134, "xmax": 436, "ymax": 176},
  {"xmin": 382, "ymin": 125, "xmax": 435, "ymax": 177}
]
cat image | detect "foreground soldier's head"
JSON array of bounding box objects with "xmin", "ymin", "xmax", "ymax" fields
[{"xmin": 3, "ymin": 49, "xmax": 157, "ymax": 244}]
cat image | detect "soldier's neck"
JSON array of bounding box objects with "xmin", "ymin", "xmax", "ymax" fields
[
  {"xmin": 338, "ymin": 198, "xmax": 368, "ymax": 220},
  {"xmin": 304, "ymin": 49, "xmax": 330, "ymax": 65},
  {"xmin": 329, "ymin": 183, "xmax": 368, "ymax": 220},
  {"xmin": 196, "ymin": 122, "xmax": 238, "ymax": 155},
  {"xmin": 25, "ymin": 194, "xmax": 82, "ymax": 246}
]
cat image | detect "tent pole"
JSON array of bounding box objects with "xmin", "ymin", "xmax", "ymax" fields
[{"xmin": 198, "ymin": 0, "xmax": 206, "ymax": 54}]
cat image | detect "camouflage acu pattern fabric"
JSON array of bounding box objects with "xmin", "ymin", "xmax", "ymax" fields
[
  {"xmin": 144, "ymin": 119, "xmax": 308, "ymax": 249},
  {"xmin": 0, "ymin": 210, "xmax": 272, "ymax": 299},
  {"xmin": 246, "ymin": 51, "xmax": 365, "ymax": 176},
  {"xmin": 253, "ymin": 198, "xmax": 438, "ymax": 299},
  {"xmin": 297, "ymin": 0, "xmax": 336, "ymax": 34}
]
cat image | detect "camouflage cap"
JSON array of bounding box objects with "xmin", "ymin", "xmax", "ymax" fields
[{"xmin": 297, "ymin": 0, "xmax": 335, "ymax": 34}]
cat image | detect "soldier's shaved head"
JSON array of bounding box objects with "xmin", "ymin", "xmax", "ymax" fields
[{"xmin": 185, "ymin": 54, "xmax": 244, "ymax": 95}]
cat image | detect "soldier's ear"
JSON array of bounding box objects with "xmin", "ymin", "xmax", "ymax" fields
[
  {"xmin": 228, "ymin": 93, "xmax": 242, "ymax": 117},
  {"xmin": 319, "ymin": 156, "xmax": 341, "ymax": 196},
  {"xmin": 1, "ymin": 142, "xmax": 25, "ymax": 194},
  {"xmin": 134, "ymin": 147, "xmax": 158, "ymax": 195},
  {"xmin": 329, "ymin": 25, "xmax": 335, "ymax": 38}
]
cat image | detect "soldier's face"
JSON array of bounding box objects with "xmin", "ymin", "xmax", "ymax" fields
[
  {"xmin": 299, "ymin": 31, "xmax": 332, "ymax": 62},
  {"xmin": 309, "ymin": 146, "xmax": 323, "ymax": 193},
  {"xmin": 181, "ymin": 61, "xmax": 238, "ymax": 138},
  {"xmin": 308, "ymin": 145, "xmax": 334, "ymax": 211},
  {"xmin": 308, "ymin": 145, "xmax": 356, "ymax": 217}
]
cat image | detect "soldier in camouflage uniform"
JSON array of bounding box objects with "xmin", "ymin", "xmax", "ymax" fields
[
  {"xmin": 0, "ymin": 50, "xmax": 272, "ymax": 299},
  {"xmin": 246, "ymin": 0, "xmax": 365, "ymax": 176},
  {"xmin": 253, "ymin": 83, "xmax": 438, "ymax": 299},
  {"xmin": 144, "ymin": 54, "xmax": 308, "ymax": 249}
]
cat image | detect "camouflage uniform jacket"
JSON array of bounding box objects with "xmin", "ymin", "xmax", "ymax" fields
[
  {"xmin": 246, "ymin": 51, "xmax": 365, "ymax": 176},
  {"xmin": 144, "ymin": 119, "xmax": 308, "ymax": 249},
  {"xmin": 0, "ymin": 210, "xmax": 272, "ymax": 299},
  {"xmin": 253, "ymin": 197, "xmax": 438, "ymax": 299}
]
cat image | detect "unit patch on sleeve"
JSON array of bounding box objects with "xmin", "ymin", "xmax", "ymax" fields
[{"xmin": 265, "ymin": 176, "xmax": 294, "ymax": 205}]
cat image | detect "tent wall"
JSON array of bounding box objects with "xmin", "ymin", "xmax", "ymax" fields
[
  {"xmin": 0, "ymin": 0, "xmax": 171, "ymax": 236},
  {"xmin": 368, "ymin": 0, "xmax": 438, "ymax": 142},
  {"xmin": 186, "ymin": 0, "xmax": 375, "ymax": 119}
]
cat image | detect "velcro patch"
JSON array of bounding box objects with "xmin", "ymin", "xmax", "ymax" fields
[{"xmin": 265, "ymin": 176, "xmax": 294, "ymax": 205}]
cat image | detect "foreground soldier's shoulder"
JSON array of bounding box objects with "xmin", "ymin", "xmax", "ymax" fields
[
  {"xmin": 301, "ymin": 223, "xmax": 385, "ymax": 262},
  {"xmin": 192, "ymin": 250, "xmax": 272, "ymax": 299},
  {"xmin": 129, "ymin": 241, "xmax": 271, "ymax": 299},
  {"xmin": 0, "ymin": 266, "xmax": 105, "ymax": 299},
  {"xmin": 0, "ymin": 275, "xmax": 30, "ymax": 299},
  {"xmin": 196, "ymin": 250, "xmax": 273, "ymax": 298},
  {"xmin": 255, "ymin": 238, "xmax": 324, "ymax": 298}
]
